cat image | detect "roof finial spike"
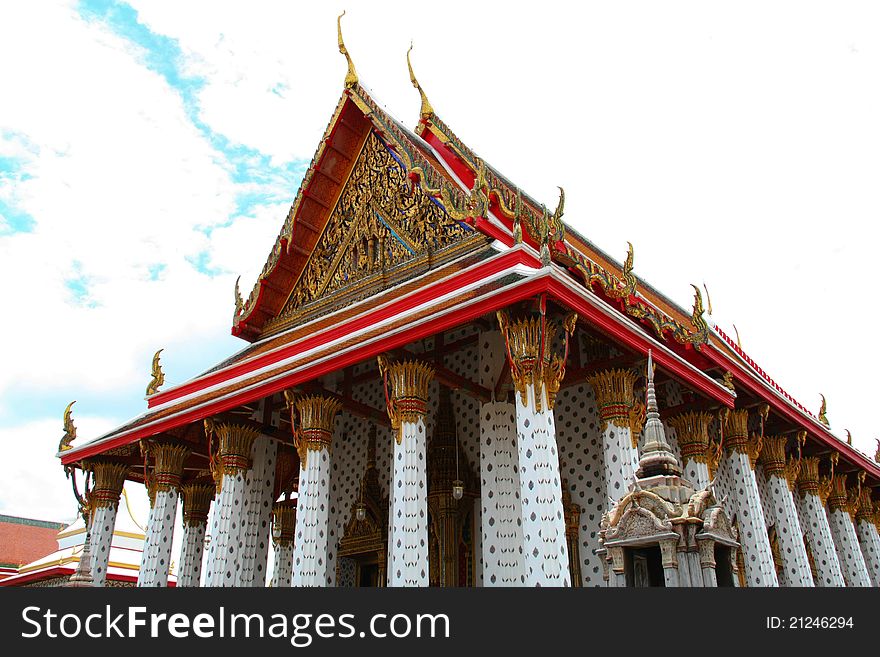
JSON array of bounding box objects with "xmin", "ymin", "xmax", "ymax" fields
[
  {"xmin": 146, "ymin": 348, "xmax": 165, "ymax": 397},
  {"xmin": 818, "ymin": 393, "xmax": 829, "ymax": 427},
  {"xmin": 337, "ymin": 11, "xmax": 358, "ymax": 89},
  {"xmin": 58, "ymin": 401, "xmax": 77, "ymax": 454},
  {"xmin": 407, "ymin": 42, "xmax": 434, "ymax": 119}
]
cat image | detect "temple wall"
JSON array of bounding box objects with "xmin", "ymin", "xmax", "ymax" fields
[{"xmin": 554, "ymin": 383, "xmax": 606, "ymax": 587}]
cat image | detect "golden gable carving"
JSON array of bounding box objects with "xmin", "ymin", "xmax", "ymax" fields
[{"xmin": 273, "ymin": 133, "xmax": 476, "ymax": 328}]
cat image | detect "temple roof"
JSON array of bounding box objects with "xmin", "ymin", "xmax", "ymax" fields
[{"xmin": 58, "ymin": 50, "xmax": 880, "ymax": 490}]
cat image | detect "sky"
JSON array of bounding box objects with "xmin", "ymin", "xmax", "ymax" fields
[{"xmin": 1, "ymin": 0, "xmax": 878, "ymax": 524}]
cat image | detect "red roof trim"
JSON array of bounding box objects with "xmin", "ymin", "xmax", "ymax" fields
[{"xmin": 148, "ymin": 248, "xmax": 541, "ymax": 409}]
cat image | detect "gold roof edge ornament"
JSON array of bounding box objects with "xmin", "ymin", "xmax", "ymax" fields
[
  {"xmin": 732, "ymin": 323, "xmax": 742, "ymax": 349},
  {"xmin": 407, "ymin": 42, "xmax": 434, "ymax": 119},
  {"xmin": 146, "ymin": 348, "xmax": 165, "ymax": 397},
  {"xmin": 818, "ymin": 393, "xmax": 829, "ymax": 427},
  {"xmin": 874, "ymin": 438, "xmax": 879, "ymax": 463},
  {"xmin": 702, "ymin": 282, "xmax": 713, "ymax": 316},
  {"xmin": 58, "ymin": 401, "xmax": 77, "ymax": 453},
  {"xmin": 607, "ymin": 241, "xmax": 636, "ymax": 299},
  {"xmin": 682, "ymin": 284, "xmax": 709, "ymax": 348},
  {"xmin": 846, "ymin": 429, "xmax": 852, "ymax": 446},
  {"xmin": 233, "ymin": 275, "xmax": 243, "ymax": 319},
  {"xmin": 337, "ymin": 11, "xmax": 358, "ymax": 89}
]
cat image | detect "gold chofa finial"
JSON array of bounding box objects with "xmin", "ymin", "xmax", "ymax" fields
[
  {"xmin": 58, "ymin": 401, "xmax": 77, "ymax": 453},
  {"xmin": 337, "ymin": 12, "xmax": 358, "ymax": 88},
  {"xmin": 407, "ymin": 42, "xmax": 434, "ymax": 119},
  {"xmin": 703, "ymin": 282, "xmax": 713, "ymax": 316},
  {"xmin": 146, "ymin": 348, "xmax": 165, "ymax": 397},
  {"xmin": 818, "ymin": 394, "xmax": 829, "ymax": 427}
]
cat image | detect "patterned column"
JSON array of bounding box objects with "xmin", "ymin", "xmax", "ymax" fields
[
  {"xmin": 826, "ymin": 474, "xmax": 872, "ymax": 587},
  {"xmin": 380, "ymin": 358, "xmax": 434, "ymax": 587},
  {"xmin": 795, "ymin": 457, "xmax": 845, "ymax": 586},
  {"xmin": 757, "ymin": 437, "xmax": 814, "ymax": 586},
  {"xmin": 291, "ymin": 395, "xmax": 342, "ymax": 587},
  {"xmin": 478, "ymin": 330, "xmax": 525, "ymax": 586},
  {"xmin": 176, "ymin": 483, "xmax": 214, "ymax": 587},
  {"xmin": 587, "ymin": 369, "xmax": 640, "ymax": 505},
  {"xmin": 722, "ymin": 409, "xmax": 778, "ymax": 586},
  {"xmin": 667, "ymin": 411, "xmax": 714, "ymax": 489},
  {"xmin": 270, "ymin": 501, "xmax": 297, "ymax": 587},
  {"xmin": 86, "ymin": 461, "xmax": 129, "ymax": 587},
  {"xmin": 855, "ymin": 489, "xmax": 880, "ymax": 586},
  {"xmin": 498, "ymin": 312, "xmax": 573, "ymax": 587},
  {"xmin": 205, "ymin": 423, "xmax": 260, "ymax": 586},
  {"xmin": 237, "ymin": 435, "xmax": 278, "ymax": 587},
  {"xmin": 138, "ymin": 443, "xmax": 189, "ymax": 587},
  {"xmin": 479, "ymin": 400, "xmax": 525, "ymax": 585}
]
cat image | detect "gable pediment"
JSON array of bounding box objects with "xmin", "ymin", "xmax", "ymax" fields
[{"xmin": 262, "ymin": 132, "xmax": 482, "ymax": 333}]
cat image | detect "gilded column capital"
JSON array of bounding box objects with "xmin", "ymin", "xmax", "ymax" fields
[
  {"xmin": 150, "ymin": 443, "xmax": 190, "ymax": 493},
  {"xmin": 290, "ymin": 395, "xmax": 342, "ymax": 466},
  {"xmin": 855, "ymin": 487, "xmax": 875, "ymax": 523},
  {"xmin": 86, "ymin": 461, "xmax": 129, "ymax": 510},
  {"xmin": 723, "ymin": 409, "xmax": 762, "ymax": 468},
  {"xmin": 667, "ymin": 412, "xmax": 713, "ymax": 466},
  {"xmin": 796, "ymin": 456, "xmax": 821, "ymax": 498},
  {"xmin": 216, "ymin": 423, "xmax": 261, "ymax": 476},
  {"xmin": 586, "ymin": 368, "xmax": 637, "ymax": 433},
  {"xmin": 378, "ymin": 356, "xmax": 434, "ymax": 440},
  {"xmin": 496, "ymin": 310, "xmax": 576, "ymax": 412},
  {"xmin": 272, "ymin": 500, "xmax": 297, "ymax": 547},
  {"xmin": 180, "ymin": 483, "xmax": 214, "ymax": 527},
  {"xmin": 758, "ymin": 436, "xmax": 788, "ymax": 479},
  {"xmin": 826, "ymin": 474, "xmax": 855, "ymax": 517}
]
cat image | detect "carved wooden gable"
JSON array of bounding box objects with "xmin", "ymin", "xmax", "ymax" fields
[{"xmin": 268, "ymin": 132, "xmax": 477, "ymax": 330}]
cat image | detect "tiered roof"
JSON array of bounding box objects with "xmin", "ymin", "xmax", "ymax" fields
[{"xmin": 59, "ymin": 26, "xmax": 880, "ymax": 493}]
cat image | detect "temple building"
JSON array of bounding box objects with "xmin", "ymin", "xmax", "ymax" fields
[
  {"xmin": 0, "ymin": 486, "xmax": 153, "ymax": 587},
  {"xmin": 55, "ymin": 18, "xmax": 880, "ymax": 588}
]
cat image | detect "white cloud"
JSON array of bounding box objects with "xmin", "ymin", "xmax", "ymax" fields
[{"xmin": 0, "ymin": 414, "xmax": 121, "ymax": 521}]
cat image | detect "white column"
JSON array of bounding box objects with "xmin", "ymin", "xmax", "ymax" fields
[
  {"xmin": 291, "ymin": 395, "xmax": 341, "ymax": 587},
  {"xmin": 237, "ymin": 435, "xmax": 278, "ymax": 587},
  {"xmin": 86, "ymin": 462, "xmax": 129, "ymax": 587},
  {"xmin": 514, "ymin": 382, "xmax": 570, "ymax": 586},
  {"xmin": 757, "ymin": 438, "xmax": 814, "ymax": 586},
  {"xmin": 270, "ymin": 501, "xmax": 296, "ymax": 587},
  {"xmin": 380, "ymin": 358, "xmax": 434, "ymax": 587},
  {"xmin": 587, "ymin": 369, "xmax": 639, "ymax": 506},
  {"xmin": 138, "ymin": 443, "xmax": 189, "ymax": 587},
  {"xmin": 855, "ymin": 490, "xmax": 880, "ymax": 587},
  {"xmin": 205, "ymin": 423, "xmax": 260, "ymax": 586},
  {"xmin": 176, "ymin": 483, "xmax": 213, "ymax": 587},
  {"xmin": 496, "ymin": 312, "xmax": 574, "ymax": 588},
  {"xmin": 722, "ymin": 450, "xmax": 778, "ymax": 586},
  {"xmin": 721, "ymin": 410, "xmax": 778, "ymax": 587},
  {"xmin": 795, "ymin": 457, "xmax": 845, "ymax": 587},
  {"xmin": 480, "ymin": 401, "xmax": 525, "ymax": 585},
  {"xmin": 826, "ymin": 476, "xmax": 871, "ymax": 587}
]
